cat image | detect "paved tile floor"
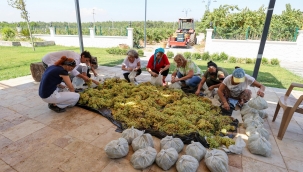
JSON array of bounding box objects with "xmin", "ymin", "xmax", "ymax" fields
[{"xmin": 1, "ymin": 66, "xmax": 303, "ymax": 172}]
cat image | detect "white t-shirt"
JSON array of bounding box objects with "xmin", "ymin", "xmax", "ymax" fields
[
  {"xmin": 223, "ymin": 74, "xmax": 255, "ymax": 97},
  {"xmin": 42, "ymin": 50, "xmax": 81, "ymax": 77},
  {"xmin": 122, "ymin": 57, "xmax": 141, "ymax": 73}
]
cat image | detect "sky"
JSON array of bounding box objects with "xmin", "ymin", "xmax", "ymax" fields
[{"xmin": 0, "ymin": 0, "xmax": 302, "ymax": 23}]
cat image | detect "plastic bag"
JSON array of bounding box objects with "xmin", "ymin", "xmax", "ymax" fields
[
  {"xmin": 248, "ymin": 133, "xmax": 272, "ymax": 157},
  {"xmin": 185, "ymin": 141, "xmax": 207, "ymax": 161},
  {"xmin": 246, "ymin": 125, "xmax": 269, "ymax": 140},
  {"xmin": 240, "ymin": 103, "xmax": 257, "ymax": 115},
  {"xmin": 90, "ymin": 75, "xmax": 102, "ymax": 88},
  {"xmin": 131, "ymin": 146, "xmax": 157, "ymax": 169},
  {"xmin": 204, "ymin": 89, "xmax": 215, "ymax": 98},
  {"xmin": 150, "ymin": 75, "xmax": 163, "ymax": 86},
  {"xmin": 176, "ymin": 155, "xmax": 199, "ymax": 172},
  {"xmin": 132, "ymin": 133, "xmax": 154, "ymax": 151},
  {"xmin": 160, "ymin": 136, "xmax": 184, "ymax": 153},
  {"xmin": 72, "ymin": 77, "xmax": 84, "ymax": 88},
  {"xmin": 243, "ymin": 116, "xmax": 264, "ymax": 128},
  {"xmin": 248, "ymin": 96, "xmax": 268, "ymax": 110},
  {"xmin": 121, "ymin": 126, "xmax": 144, "ymax": 144},
  {"xmin": 169, "ymin": 82, "xmax": 181, "ymax": 89},
  {"xmin": 104, "ymin": 138, "xmax": 129, "ymax": 159},
  {"xmin": 257, "ymin": 109, "xmax": 268, "ymax": 119},
  {"xmin": 156, "ymin": 148, "xmax": 179, "ymax": 170},
  {"xmin": 205, "ymin": 149, "xmax": 229, "ymax": 172},
  {"xmin": 129, "ymin": 70, "xmax": 137, "ymax": 84},
  {"xmin": 228, "ymin": 136, "xmax": 246, "ymax": 154}
]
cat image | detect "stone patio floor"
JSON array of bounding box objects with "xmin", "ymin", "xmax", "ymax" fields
[{"xmin": 1, "ymin": 66, "xmax": 303, "ymax": 172}]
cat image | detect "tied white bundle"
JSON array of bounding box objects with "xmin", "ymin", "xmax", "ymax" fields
[
  {"xmin": 248, "ymin": 133, "xmax": 272, "ymax": 157},
  {"xmin": 150, "ymin": 75, "xmax": 163, "ymax": 86},
  {"xmin": 121, "ymin": 126, "xmax": 144, "ymax": 144},
  {"xmin": 131, "ymin": 147, "xmax": 157, "ymax": 169},
  {"xmin": 156, "ymin": 148, "xmax": 179, "ymax": 170},
  {"xmin": 169, "ymin": 82, "xmax": 181, "ymax": 89},
  {"xmin": 160, "ymin": 136, "xmax": 184, "ymax": 153},
  {"xmin": 205, "ymin": 149, "xmax": 229, "ymax": 172},
  {"xmin": 185, "ymin": 141, "xmax": 207, "ymax": 161},
  {"xmin": 243, "ymin": 115, "xmax": 264, "ymax": 128},
  {"xmin": 240, "ymin": 103, "xmax": 258, "ymax": 115},
  {"xmin": 248, "ymin": 96, "xmax": 268, "ymax": 110},
  {"xmin": 176, "ymin": 155, "xmax": 199, "ymax": 172},
  {"xmin": 131, "ymin": 133, "xmax": 154, "ymax": 151},
  {"xmin": 246, "ymin": 125, "xmax": 270, "ymax": 140},
  {"xmin": 129, "ymin": 70, "xmax": 137, "ymax": 84},
  {"xmin": 104, "ymin": 138, "xmax": 129, "ymax": 158}
]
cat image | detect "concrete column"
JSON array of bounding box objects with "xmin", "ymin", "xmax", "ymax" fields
[
  {"xmin": 49, "ymin": 27, "xmax": 55, "ymax": 37},
  {"xmin": 127, "ymin": 28, "xmax": 134, "ymax": 48},
  {"xmin": 296, "ymin": 30, "xmax": 303, "ymax": 56},
  {"xmin": 89, "ymin": 27, "xmax": 95, "ymax": 38},
  {"xmin": 204, "ymin": 29, "xmax": 214, "ymax": 52}
]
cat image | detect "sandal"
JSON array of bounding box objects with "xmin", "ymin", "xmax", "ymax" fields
[{"xmin": 48, "ymin": 104, "xmax": 66, "ymax": 113}]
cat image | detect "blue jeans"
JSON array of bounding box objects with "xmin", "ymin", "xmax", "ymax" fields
[{"xmin": 177, "ymin": 72, "xmax": 201, "ymax": 88}]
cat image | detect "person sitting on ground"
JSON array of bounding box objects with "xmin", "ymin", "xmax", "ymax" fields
[
  {"xmin": 77, "ymin": 58, "xmax": 98, "ymax": 78},
  {"xmin": 217, "ymin": 67, "xmax": 265, "ymax": 111},
  {"xmin": 42, "ymin": 50, "xmax": 100, "ymax": 86},
  {"xmin": 39, "ymin": 56, "xmax": 80, "ymax": 113},
  {"xmin": 171, "ymin": 54, "xmax": 202, "ymax": 89},
  {"xmin": 195, "ymin": 61, "xmax": 228, "ymax": 96},
  {"xmin": 146, "ymin": 48, "xmax": 170, "ymax": 86},
  {"xmin": 121, "ymin": 49, "xmax": 141, "ymax": 83}
]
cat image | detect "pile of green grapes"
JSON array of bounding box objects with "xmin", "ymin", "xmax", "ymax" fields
[{"xmin": 78, "ymin": 78, "xmax": 235, "ymax": 148}]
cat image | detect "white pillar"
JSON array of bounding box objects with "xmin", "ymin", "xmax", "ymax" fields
[
  {"xmin": 89, "ymin": 27, "xmax": 95, "ymax": 38},
  {"xmin": 127, "ymin": 28, "xmax": 134, "ymax": 48},
  {"xmin": 49, "ymin": 27, "xmax": 55, "ymax": 37},
  {"xmin": 204, "ymin": 29, "xmax": 214, "ymax": 52},
  {"xmin": 296, "ymin": 30, "xmax": 303, "ymax": 56},
  {"xmin": 16, "ymin": 27, "xmax": 22, "ymax": 33}
]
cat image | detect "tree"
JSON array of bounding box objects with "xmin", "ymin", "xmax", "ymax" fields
[{"xmin": 7, "ymin": 0, "xmax": 35, "ymax": 51}]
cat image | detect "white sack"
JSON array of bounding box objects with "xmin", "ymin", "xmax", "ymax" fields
[
  {"xmin": 160, "ymin": 136, "xmax": 184, "ymax": 153},
  {"xmin": 131, "ymin": 146, "xmax": 157, "ymax": 169},
  {"xmin": 228, "ymin": 136, "xmax": 246, "ymax": 154},
  {"xmin": 104, "ymin": 138, "xmax": 129, "ymax": 158},
  {"xmin": 176, "ymin": 155, "xmax": 199, "ymax": 172},
  {"xmin": 248, "ymin": 96, "xmax": 268, "ymax": 110},
  {"xmin": 205, "ymin": 149, "xmax": 229, "ymax": 172},
  {"xmin": 169, "ymin": 82, "xmax": 181, "ymax": 89},
  {"xmin": 121, "ymin": 126, "xmax": 144, "ymax": 144},
  {"xmin": 248, "ymin": 133, "xmax": 272, "ymax": 157},
  {"xmin": 246, "ymin": 125, "xmax": 270, "ymax": 140},
  {"xmin": 156, "ymin": 148, "xmax": 178, "ymax": 170},
  {"xmin": 185, "ymin": 141, "xmax": 207, "ymax": 161},
  {"xmin": 131, "ymin": 133, "xmax": 154, "ymax": 151},
  {"xmin": 150, "ymin": 75, "xmax": 163, "ymax": 86}
]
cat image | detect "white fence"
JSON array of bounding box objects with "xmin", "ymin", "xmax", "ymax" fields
[{"xmin": 204, "ymin": 29, "xmax": 303, "ymax": 61}]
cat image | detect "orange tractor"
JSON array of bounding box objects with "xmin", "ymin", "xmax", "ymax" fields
[{"xmin": 168, "ymin": 18, "xmax": 196, "ymax": 48}]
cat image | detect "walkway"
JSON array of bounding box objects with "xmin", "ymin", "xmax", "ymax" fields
[{"xmin": 0, "ymin": 66, "xmax": 303, "ymax": 172}]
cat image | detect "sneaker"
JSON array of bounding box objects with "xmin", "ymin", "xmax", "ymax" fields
[{"xmin": 48, "ymin": 104, "xmax": 66, "ymax": 113}]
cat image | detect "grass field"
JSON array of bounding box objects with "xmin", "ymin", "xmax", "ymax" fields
[{"xmin": 0, "ymin": 45, "xmax": 302, "ymax": 90}]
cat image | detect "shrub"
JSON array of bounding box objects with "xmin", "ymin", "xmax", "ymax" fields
[
  {"xmin": 192, "ymin": 52, "xmax": 202, "ymax": 60},
  {"xmin": 183, "ymin": 52, "xmax": 192, "ymax": 59},
  {"xmin": 270, "ymin": 58, "xmax": 280, "ymax": 66},
  {"xmin": 228, "ymin": 56, "xmax": 237, "ymax": 63},
  {"xmin": 261, "ymin": 57, "xmax": 269, "ymax": 65},
  {"xmin": 219, "ymin": 52, "xmax": 229, "ymax": 61},
  {"xmin": 1, "ymin": 27, "xmax": 15, "ymax": 41},
  {"xmin": 166, "ymin": 51, "xmax": 174, "ymax": 58},
  {"xmin": 106, "ymin": 47, "xmax": 128, "ymax": 55},
  {"xmin": 137, "ymin": 49, "xmax": 144, "ymax": 57},
  {"xmin": 210, "ymin": 53, "xmax": 220, "ymax": 61},
  {"xmin": 246, "ymin": 58, "xmax": 253, "ymax": 64},
  {"xmin": 202, "ymin": 52, "xmax": 210, "ymax": 61},
  {"xmin": 237, "ymin": 58, "xmax": 247, "ymax": 64},
  {"xmin": 21, "ymin": 29, "xmax": 30, "ymax": 38}
]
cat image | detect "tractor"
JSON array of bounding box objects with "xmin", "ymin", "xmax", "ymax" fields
[{"xmin": 168, "ymin": 18, "xmax": 196, "ymax": 48}]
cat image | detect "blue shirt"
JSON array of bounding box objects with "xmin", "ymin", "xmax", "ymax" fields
[{"xmin": 39, "ymin": 65, "xmax": 68, "ymax": 98}]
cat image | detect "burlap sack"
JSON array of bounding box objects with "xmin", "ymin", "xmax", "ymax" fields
[
  {"xmin": 131, "ymin": 146, "xmax": 157, "ymax": 169},
  {"xmin": 121, "ymin": 126, "xmax": 144, "ymax": 144},
  {"xmin": 248, "ymin": 133, "xmax": 272, "ymax": 157},
  {"xmin": 131, "ymin": 133, "xmax": 154, "ymax": 151},
  {"xmin": 156, "ymin": 148, "xmax": 178, "ymax": 170},
  {"xmin": 160, "ymin": 136, "xmax": 184, "ymax": 153},
  {"xmin": 185, "ymin": 141, "xmax": 207, "ymax": 161},
  {"xmin": 246, "ymin": 125, "xmax": 270, "ymax": 140},
  {"xmin": 205, "ymin": 149, "xmax": 229, "ymax": 172},
  {"xmin": 176, "ymin": 155, "xmax": 199, "ymax": 172}
]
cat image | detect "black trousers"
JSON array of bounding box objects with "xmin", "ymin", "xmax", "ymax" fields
[
  {"xmin": 123, "ymin": 69, "xmax": 142, "ymax": 82},
  {"xmin": 151, "ymin": 67, "xmax": 169, "ymax": 76}
]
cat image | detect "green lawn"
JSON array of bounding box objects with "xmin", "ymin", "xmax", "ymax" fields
[{"xmin": 0, "ymin": 46, "xmax": 302, "ymax": 90}]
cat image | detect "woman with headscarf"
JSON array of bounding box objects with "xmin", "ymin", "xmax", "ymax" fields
[
  {"xmin": 195, "ymin": 60, "xmax": 228, "ymax": 96},
  {"xmin": 171, "ymin": 54, "xmax": 202, "ymax": 89},
  {"xmin": 39, "ymin": 56, "xmax": 80, "ymax": 113},
  {"xmin": 146, "ymin": 48, "xmax": 170, "ymax": 86}
]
